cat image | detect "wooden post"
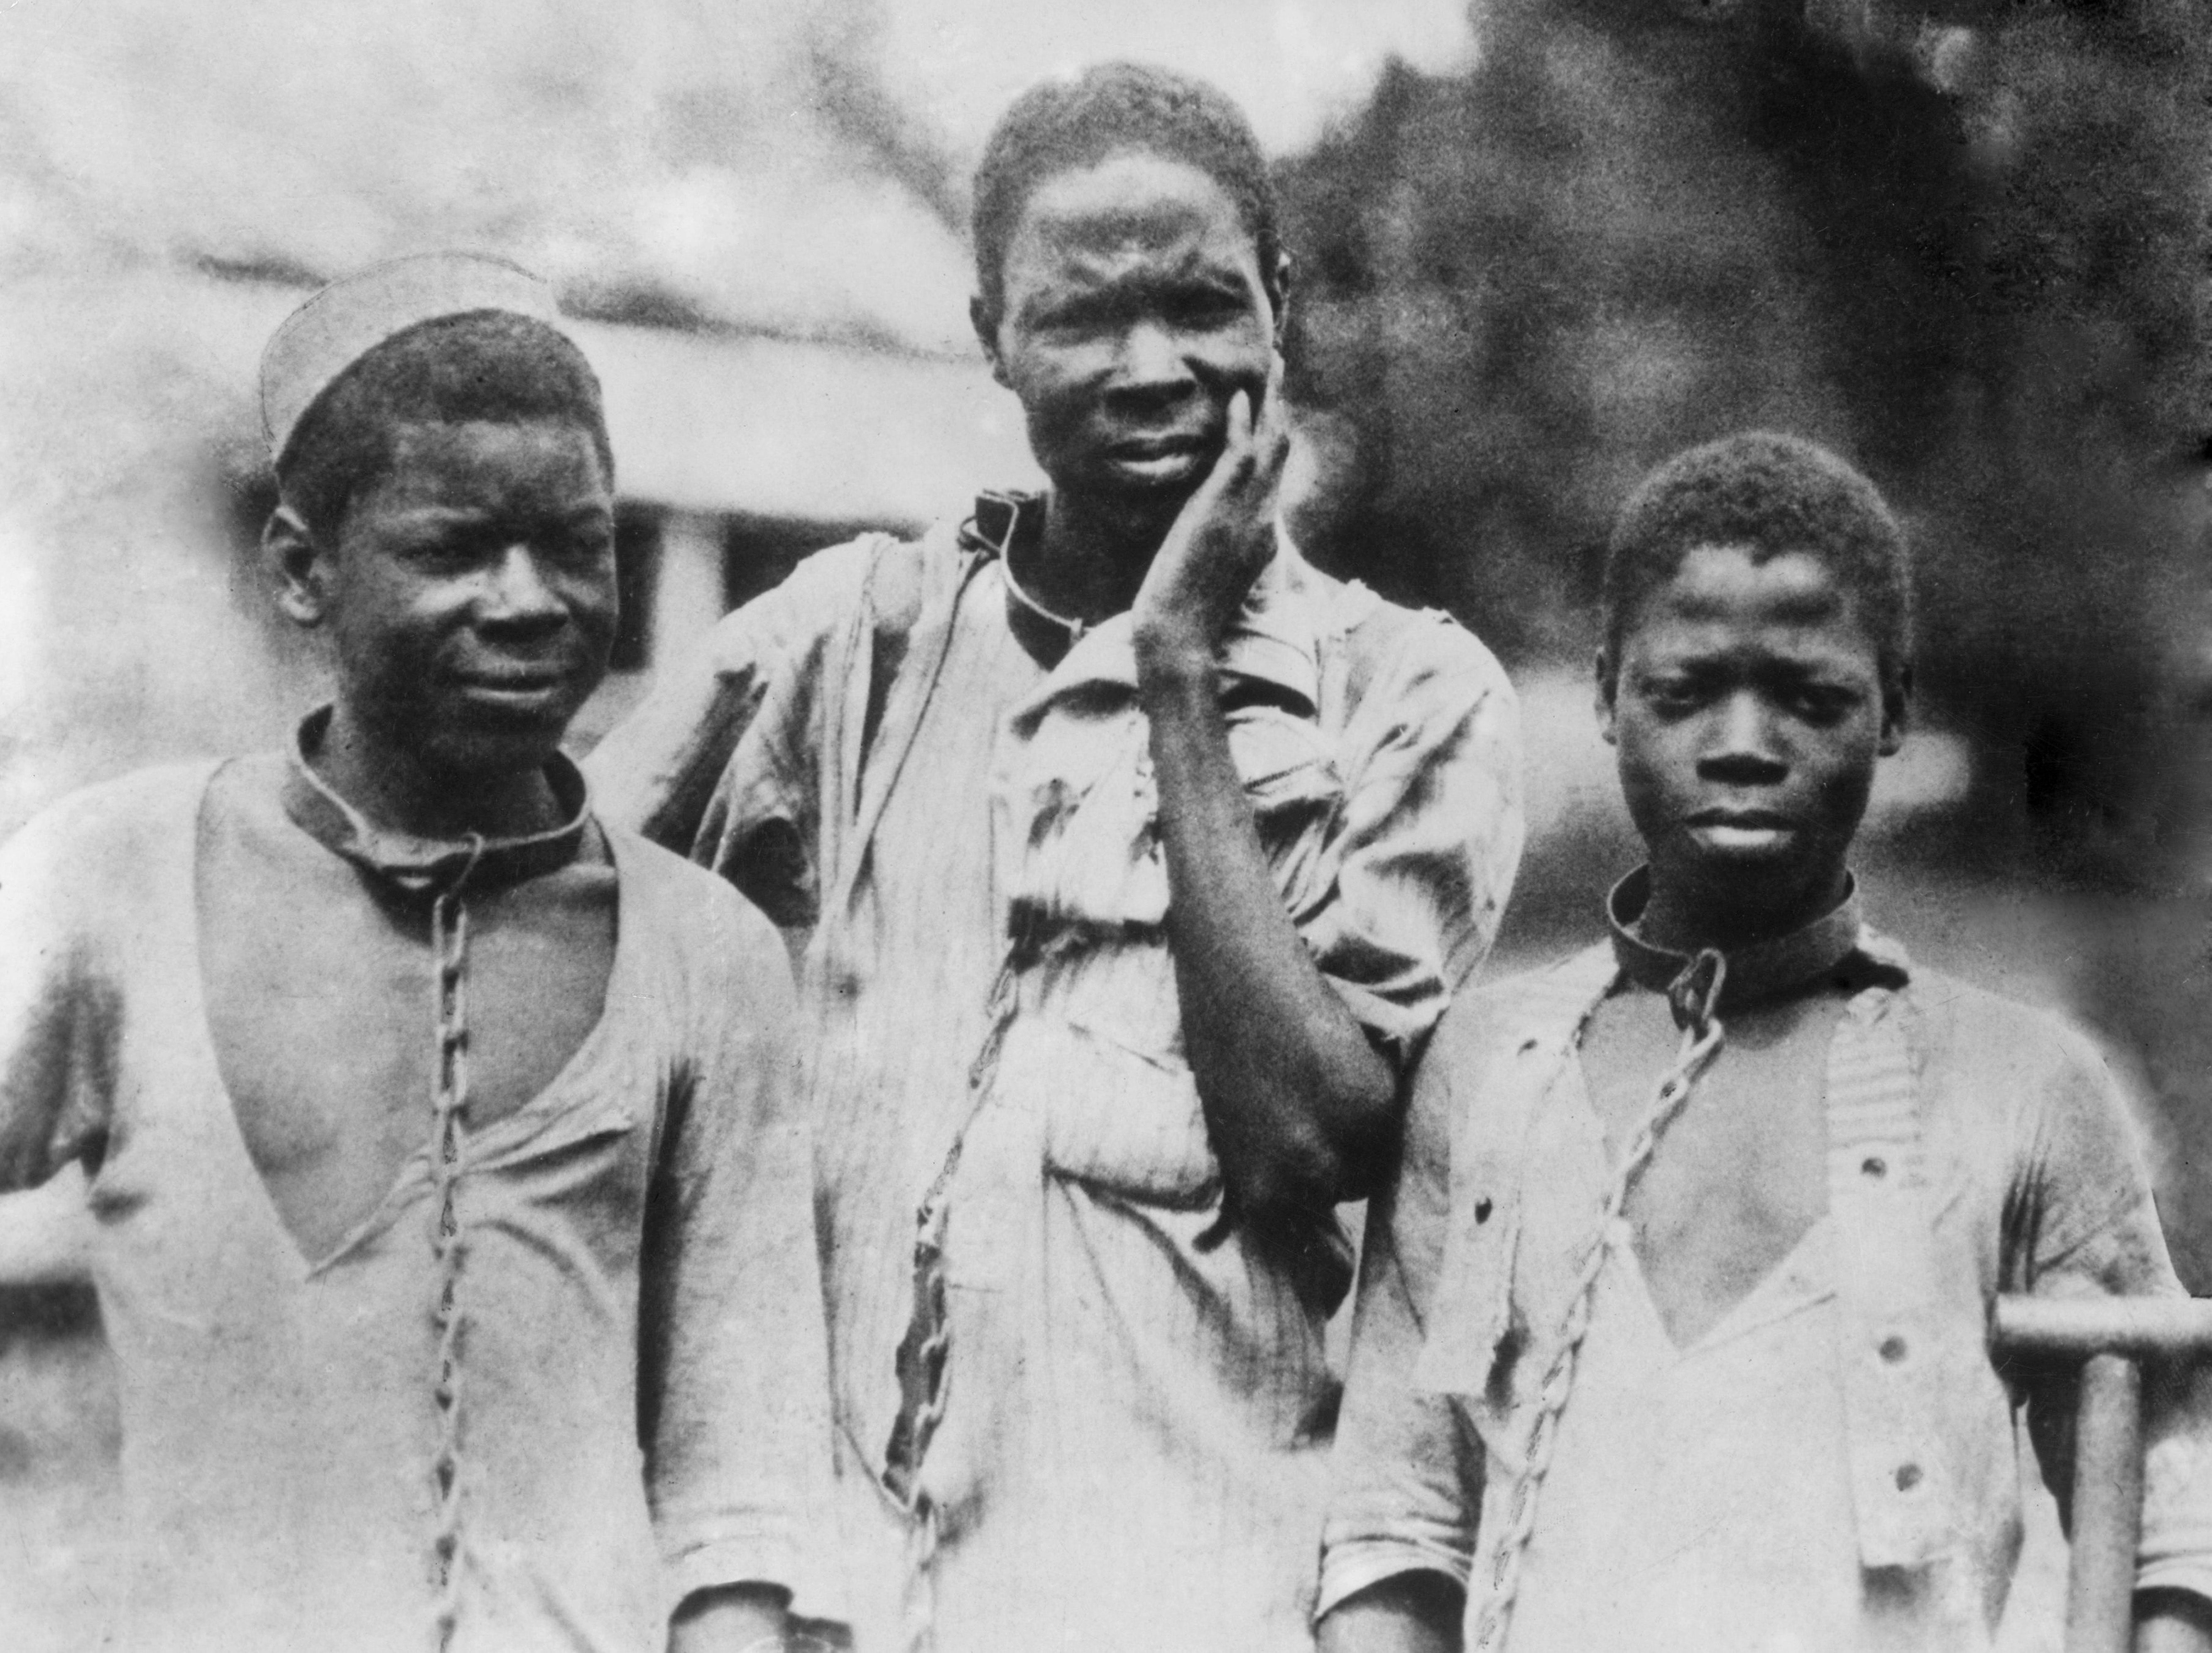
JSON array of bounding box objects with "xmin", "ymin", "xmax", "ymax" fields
[
  {"xmin": 2066, "ymin": 1354, "xmax": 2145, "ymax": 1653},
  {"xmin": 1992, "ymin": 1296, "xmax": 2212, "ymax": 1653}
]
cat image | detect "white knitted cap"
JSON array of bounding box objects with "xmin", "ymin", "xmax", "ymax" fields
[{"xmin": 260, "ymin": 252, "xmax": 564, "ymax": 465}]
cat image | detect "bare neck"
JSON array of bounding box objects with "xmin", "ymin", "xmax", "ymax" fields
[{"xmin": 1022, "ymin": 487, "xmax": 1176, "ymax": 626}]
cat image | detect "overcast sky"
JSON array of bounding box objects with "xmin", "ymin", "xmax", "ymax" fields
[
  {"xmin": 870, "ymin": 0, "xmax": 1477, "ymax": 156},
  {"xmin": 0, "ymin": 0, "xmax": 1477, "ymax": 353}
]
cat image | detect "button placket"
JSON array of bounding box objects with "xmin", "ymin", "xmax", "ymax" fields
[{"xmin": 1825, "ymin": 980, "xmax": 1951, "ymax": 1566}]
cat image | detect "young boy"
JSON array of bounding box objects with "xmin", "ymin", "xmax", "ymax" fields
[
  {"xmin": 1317, "ymin": 432, "xmax": 2212, "ymax": 1653},
  {"xmin": 0, "ymin": 255, "xmax": 833, "ymax": 1653}
]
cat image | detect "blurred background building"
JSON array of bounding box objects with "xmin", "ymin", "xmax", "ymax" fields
[{"xmin": 0, "ymin": 0, "xmax": 2204, "ymax": 1643}]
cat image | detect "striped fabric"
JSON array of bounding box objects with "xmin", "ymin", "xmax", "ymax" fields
[{"xmin": 589, "ymin": 519, "xmax": 1525, "ymax": 1653}]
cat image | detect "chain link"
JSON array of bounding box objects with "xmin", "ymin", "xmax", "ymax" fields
[
  {"xmin": 880, "ymin": 965, "xmax": 1021, "ymax": 1653},
  {"xmin": 899, "ymin": 1491, "xmax": 942, "ymax": 1653},
  {"xmin": 890, "ymin": 1213, "xmax": 951, "ymax": 1653},
  {"xmin": 1467, "ymin": 949, "xmax": 1728, "ymax": 1653},
  {"xmin": 426, "ymin": 841, "xmax": 483, "ymax": 1652}
]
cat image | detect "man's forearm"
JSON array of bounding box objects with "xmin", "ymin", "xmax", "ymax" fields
[{"xmin": 1137, "ymin": 643, "xmax": 1396, "ymax": 1215}]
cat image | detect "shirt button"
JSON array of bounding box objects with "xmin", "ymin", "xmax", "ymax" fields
[
  {"xmin": 1862, "ymin": 1156, "xmax": 1887, "ymax": 1180},
  {"xmin": 1895, "ymin": 1464, "xmax": 1923, "ymax": 1492},
  {"xmin": 1880, "ymin": 1335, "xmax": 1909, "ymax": 1364},
  {"xmin": 1519, "ymin": 1037, "xmax": 1541, "ymax": 1055},
  {"xmin": 1475, "ymin": 1198, "xmax": 1494, "ymax": 1224}
]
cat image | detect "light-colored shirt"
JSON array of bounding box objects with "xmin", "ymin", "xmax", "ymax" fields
[
  {"xmin": 589, "ymin": 515, "xmax": 1525, "ymax": 1652},
  {"xmin": 1322, "ymin": 911, "xmax": 2212, "ymax": 1652},
  {"xmin": 0, "ymin": 754, "xmax": 836, "ymax": 1653}
]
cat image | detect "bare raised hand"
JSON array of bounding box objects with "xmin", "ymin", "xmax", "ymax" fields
[{"xmin": 1132, "ymin": 366, "xmax": 1289, "ymax": 663}]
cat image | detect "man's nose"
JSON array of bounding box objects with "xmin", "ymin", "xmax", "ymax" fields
[
  {"xmin": 1697, "ymin": 690, "xmax": 1787, "ymax": 781},
  {"xmin": 1116, "ymin": 319, "xmax": 1191, "ymax": 392},
  {"xmin": 479, "ymin": 544, "xmax": 566, "ymax": 629}
]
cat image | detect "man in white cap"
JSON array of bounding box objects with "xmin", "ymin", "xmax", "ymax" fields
[{"xmin": 0, "ymin": 253, "xmax": 835, "ymax": 1652}]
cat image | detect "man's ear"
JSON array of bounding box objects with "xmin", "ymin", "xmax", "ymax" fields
[
  {"xmin": 1878, "ymin": 661, "xmax": 1912, "ymax": 758},
  {"xmin": 265, "ymin": 503, "xmax": 330, "ymax": 630},
  {"xmin": 1595, "ymin": 647, "xmax": 1619, "ymax": 746},
  {"xmin": 1266, "ymin": 250, "xmax": 1292, "ymax": 350},
  {"xmin": 970, "ymin": 295, "xmax": 1009, "ymax": 389}
]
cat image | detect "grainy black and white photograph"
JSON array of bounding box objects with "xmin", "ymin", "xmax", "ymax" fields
[{"xmin": 0, "ymin": 2, "xmax": 2207, "ymax": 1651}]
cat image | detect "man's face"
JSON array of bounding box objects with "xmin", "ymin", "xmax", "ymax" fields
[
  {"xmin": 977, "ymin": 149, "xmax": 1283, "ymax": 536},
  {"xmin": 315, "ymin": 419, "xmax": 617, "ymax": 779},
  {"xmin": 1600, "ymin": 544, "xmax": 1905, "ymax": 927}
]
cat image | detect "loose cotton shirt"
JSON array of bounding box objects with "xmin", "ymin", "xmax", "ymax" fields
[
  {"xmin": 589, "ymin": 515, "xmax": 1525, "ymax": 1652},
  {"xmin": 1322, "ymin": 903, "xmax": 2212, "ymax": 1652},
  {"xmin": 0, "ymin": 753, "xmax": 835, "ymax": 1653}
]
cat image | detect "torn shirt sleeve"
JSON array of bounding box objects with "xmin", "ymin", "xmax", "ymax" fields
[{"xmin": 587, "ymin": 536, "xmax": 883, "ymax": 929}]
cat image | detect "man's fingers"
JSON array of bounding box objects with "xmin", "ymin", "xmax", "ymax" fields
[
  {"xmin": 1253, "ymin": 409, "xmax": 1290, "ymax": 489},
  {"xmin": 1178, "ymin": 390, "xmax": 1252, "ymax": 511},
  {"xmin": 1252, "ymin": 359, "xmax": 1291, "ymax": 476},
  {"xmin": 1259, "ymin": 350, "xmax": 1287, "ymax": 430},
  {"xmin": 1195, "ymin": 393, "xmax": 1252, "ymax": 507},
  {"xmin": 1224, "ymin": 389, "xmax": 1255, "ymax": 467}
]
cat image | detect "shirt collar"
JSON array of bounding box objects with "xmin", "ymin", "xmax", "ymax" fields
[
  {"xmin": 283, "ymin": 705, "xmax": 593, "ymax": 898},
  {"xmin": 1605, "ymin": 865, "xmax": 1906, "ymax": 1016}
]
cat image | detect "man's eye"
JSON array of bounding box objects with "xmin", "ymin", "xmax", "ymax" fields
[
  {"xmin": 401, "ymin": 534, "xmax": 483, "ymax": 570},
  {"xmin": 1643, "ymin": 680, "xmax": 1705, "ymax": 714},
  {"xmin": 1036, "ymin": 303, "xmax": 1107, "ymax": 336},
  {"xmin": 1791, "ymin": 686, "xmax": 1858, "ymax": 723},
  {"xmin": 546, "ymin": 528, "xmax": 614, "ymax": 564},
  {"xmin": 1166, "ymin": 290, "xmax": 1243, "ymax": 328}
]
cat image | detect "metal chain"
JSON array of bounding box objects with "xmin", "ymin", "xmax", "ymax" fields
[
  {"xmin": 881, "ymin": 965, "xmax": 1022, "ymax": 1653},
  {"xmin": 426, "ymin": 842, "xmax": 483, "ymax": 1653},
  {"xmin": 891, "ymin": 1208, "xmax": 951, "ymax": 1653},
  {"xmin": 899, "ymin": 1491, "xmax": 942, "ymax": 1653},
  {"xmin": 1467, "ymin": 949, "xmax": 1728, "ymax": 1653}
]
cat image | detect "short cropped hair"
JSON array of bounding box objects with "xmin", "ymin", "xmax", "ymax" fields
[
  {"xmin": 971, "ymin": 61, "xmax": 1280, "ymax": 324},
  {"xmin": 277, "ymin": 309, "xmax": 612, "ymax": 540},
  {"xmin": 1602, "ymin": 431, "xmax": 1912, "ymax": 685}
]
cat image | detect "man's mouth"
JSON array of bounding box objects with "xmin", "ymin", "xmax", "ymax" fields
[
  {"xmin": 1690, "ymin": 807, "xmax": 1792, "ymax": 826},
  {"xmin": 451, "ymin": 665, "xmax": 578, "ymax": 708},
  {"xmin": 1686, "ymin": 808, "xmax": 1799, "ymax": 852},
  {"xmin": 1102, "ymin": 430, "xmax": 1213, "ymax": 484}
]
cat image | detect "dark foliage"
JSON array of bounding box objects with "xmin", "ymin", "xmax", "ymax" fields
[{"xmin": 1279, "ymin": 0, "xmax": 2210, "ymax": 882}]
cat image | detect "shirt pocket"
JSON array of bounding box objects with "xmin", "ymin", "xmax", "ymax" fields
[
  {"xmin": 997, "ymin": 1015, "xmax": 1220, "ymax": 1208},
  {"xmin": 1223, "ymin": 703, "xmax": 1342, "ymax": 905}
]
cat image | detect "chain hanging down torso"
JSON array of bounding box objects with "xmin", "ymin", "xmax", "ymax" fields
[
  {"xmin": 1466, "ymin": 949, "xmax": 1729, "ymax": 1653},
  {"xmin": 426, "ymin": 841, "xmax": 485, "ymax": 1653}
]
